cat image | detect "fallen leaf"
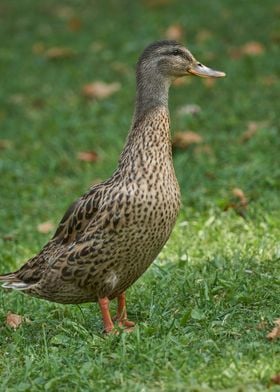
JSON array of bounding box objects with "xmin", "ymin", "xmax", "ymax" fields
[
  {"xmin": 77, "ymin": 151, "xmax": 99, "ymax": 162},
  {"xmin": 37, "ymin": 221, "xmax": 55, "ymax": 234},
  {"xmin": 45, "ymin": 47, "xmax": 76, "ymax": 60},
  {"xmin": 202, "ymin": 78, "xmax": 216, "ymax": 88},
  {"xmin": 82, "ymin": 81, "xmax": 121, "ymax": 100},
  {"xmin": 241, "ymin": 41, "xmax": 265, "ymax": 56},
  {"xmin": 68, "ymin": 17, "xmax": 82, "ymax": 32},
  {"xmin": 6, "ymin": 312, "xmax": 23, "ymax": 330},
  {"xmin": 239, "ymin": 122, "xmax": 259, "ymax": 143},
  {"xmin": 224, "ymin": 187, "xmax": 249, "ymax": 217},
  {"xmin": 267, "ymin": 319, "xmax": 280, "ymax": 340},
  {"xmin": 165, "ymin": 24, "xmax": 184, "ymax": 40},
  {"xmin": 240, "ymin": 121, "xmax": 268, "ymax": 143},
  {"xmin": 173, "ymin": 77, "xmax": 192, "ymax": 87},
  {"xmin": 173, "ymin": 131, "xmax": 203, "ymax": 149},
  {"xmin": 176, "ymin": 104, "xmax": 201, "ymax": 117},
  {"xmin": 229, "ymin": 41, "xmax": 265, "ymax": 59},
  {"xmin": 271, "ymin": 374, "xmax": 280, "ymax": 385},
  {"xmin": 232, "ymin": 187, "xmax": 248, "ymax": 207}
]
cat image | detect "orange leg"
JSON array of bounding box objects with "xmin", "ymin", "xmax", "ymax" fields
[
  {"xmin": 114, "ymin": 292, "xmax": 135, "ymax": 329},
  {"xmin": 98, "ymin": 297, "xmax": 114, "ymax": 333}
]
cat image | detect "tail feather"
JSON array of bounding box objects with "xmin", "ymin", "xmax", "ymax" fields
[
  {"xmin": 0, "ymin": 273, "xmax": 21, "ymax": 282},
  {"xmin": 0, "ymin": 272, "xmax": 34, "ymax": 290},
  {"xmin": 2, "ymin": 281, "xmax": 31, "ymax": 290}
]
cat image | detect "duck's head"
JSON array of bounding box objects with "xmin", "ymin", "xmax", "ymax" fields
[{"xmin": 137, "ymin": 40, "xmax": 226, "ymax": 80}]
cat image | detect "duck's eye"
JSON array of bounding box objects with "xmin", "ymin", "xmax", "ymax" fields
[{"xmin": 171, "ymin": 49, "xmax": 182, "ymax": 56}]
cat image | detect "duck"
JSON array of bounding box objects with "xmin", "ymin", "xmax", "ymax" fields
[{"xmin": 0, "ymin": 40, "xmax": 225, "ymax": 333}]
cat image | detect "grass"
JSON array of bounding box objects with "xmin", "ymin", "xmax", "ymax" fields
[{"xmin": 0, "ymin": 0, "xmax": 280, "ymax": 390}]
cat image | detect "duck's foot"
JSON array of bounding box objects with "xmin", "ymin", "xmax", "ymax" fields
[
  {"xmin": 113, "ymin": 292, "xmax": 135, "ymax": 331},
  {"xmin": 98, "ymin": 293, "xmax": 135, "ymax": 335},
  {"xmin": 98, "ymin": 297, "xmax": 115, "ymax": 334},
  {"xmin": 98, "ymin": 295, "xmax": 135, "ymax": 335},
  {"xmin": 117, "ymin": 319, "xmax": 135, "ymax": 328}
]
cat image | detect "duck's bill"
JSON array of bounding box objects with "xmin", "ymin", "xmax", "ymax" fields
[{"xmin": 188, "ymin": 63, "xmax": 226, "ymax": 78}]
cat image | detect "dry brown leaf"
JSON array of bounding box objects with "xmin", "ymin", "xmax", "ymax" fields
[
  {"xmin": 6, "ymin": 312, "xmax": 23, "ymax": 330},
  {"xmin": 173, "ymin": 77, "xmax": 192, "ymax": 87},
  {"xmin": 77, "ymin": 151, "xmax": 99, "ymax": 163},
  {"xmin": 176, "ymin": 104, "xmax": 201, "ymax": 117},
  {"xmin": 37, "ymin": 221, "xmax": 55, "ymax": 234},
  {"xmin": 202, "ymin": 78, "xmax": 216, "ymax": 88},
  {"xmin": 241, "ymin": 41, "xmax": 265, "ymax": 56},
  {"xmin": 232, "ymin": 187, "xmax": 248, "ymax": 206},
  {"xmin": 271, "ymin": 374, "xmax": 280, "ymax": 385},
  {"xmin": 165, "ymin": 24, "xmax": 184, "ymax": 40},
  {"xmin": 239, "ymin": 122, "xmax": 259, "ymax": 143},
  {"xmin": 45, "ymin": 47, "xmax": 76, "ymax": 60},
  {"xmin": 68, "ymin": 17, "xmax": 82, "ymax": 32},
  {"xmin": 230, "ymin": 41, "xmax": 265, "ymax": 59},
  {"xmin": 224, "ymin": 187, "xmax": 249, "ymax": 217},
  {"xmin": 239, "ymin": 121, "xmax": 268, "ymax": 143},
  {"xmin": 267, "ymin": 319, "xmax": 280, "ymax": 340},
  {"xmin": 173, "ymin": 131, "xmax": 203, "ymax": 149},
  {"xmin": 82, "ymin": 82, "xmax": 121, "ymax": 100}
]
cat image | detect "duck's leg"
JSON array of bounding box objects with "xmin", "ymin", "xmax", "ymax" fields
[
  {"xmin": 98, "ymin": 297, "xmax": 114, "ymax": 333},
  {"xmin": 114, "ymin": 292, "xmax": 135, "ymax": 329}
]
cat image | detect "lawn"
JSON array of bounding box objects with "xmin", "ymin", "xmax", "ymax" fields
[{"xmin": 0, "ymin": 0, "xmax": 280, "ymax": 391}]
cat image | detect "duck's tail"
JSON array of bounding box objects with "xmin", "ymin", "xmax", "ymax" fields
[{"xmin": 0, "ymin": 273, "xmax": 32, "ymax": 290}]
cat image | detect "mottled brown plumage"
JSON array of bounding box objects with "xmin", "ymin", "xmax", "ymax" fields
[{"xmin": 0, "ymin": 41, "xmax": 225, "ymax": 332}]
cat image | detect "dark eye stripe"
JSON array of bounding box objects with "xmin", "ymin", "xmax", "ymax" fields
[
  {"xmin": 162, "ymin": 49, "xmax": 191, "ymax": 61},
  {"xmin": 162, "ymin": 49, "xmax": 183, "ymax": 56}
]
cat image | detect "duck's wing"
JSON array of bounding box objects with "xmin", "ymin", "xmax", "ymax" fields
[
  {"xmin": 52, "ymin": 184, "xmax": 105, "ymax": 244},
  {"xmin": 0, "ymin": 183, "xmax": 106, "ymax": 289},
  {"xmin": 16, "ymin": 185, "xmax": 127, "ymax": 289}
]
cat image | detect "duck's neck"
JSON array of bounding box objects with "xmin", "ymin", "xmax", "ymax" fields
[
  {"xmin": 133, "ymin": 69, "xmax": 171, "ymax": 120},
  {"xmin": 118, "ymin": 71, "xmax": 173, "ymax": 172}
]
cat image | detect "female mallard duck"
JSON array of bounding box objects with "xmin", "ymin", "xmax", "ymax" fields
[{"xmin": 0, "ymin": 41, "xmax": 225, "ymax": 333}]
